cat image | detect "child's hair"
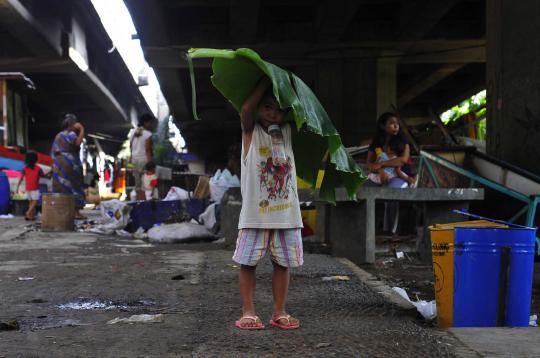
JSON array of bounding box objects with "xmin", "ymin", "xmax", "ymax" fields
[
  {"xmin": 61, "ymin": 113, "xmax": 78, "ymax": 130},
  {"xmin": 138, "ymin": 113, "xmax": 154, "ymax": 127},
  {"xmin": 371, "ymin": 112, "xmax": 407, "ymax": 155},
  {"xmin": 25, "ymin": 151, "xmax": 38, "ymax": 169},
  {"xmin": 145, "ymin": 161, "xmax": 156, "ymax": 171}
]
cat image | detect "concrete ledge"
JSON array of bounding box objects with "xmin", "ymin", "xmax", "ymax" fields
[{"xmin": 338, "ymin": 257, "xmax": 416, "ymax": 311}]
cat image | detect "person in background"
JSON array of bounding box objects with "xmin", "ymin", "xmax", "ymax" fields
[
  {"xmin": 51, "ymin": 113, "xmax": 86, "ymax": 219},
  {"xmin": 142, "ymin": 161, "xmax": 158, "ymax": 200},
  {"xmin": 366, "ymin": 112, "xmax": 415, "ymax": 235},
  {"xmin": 16, "ymin": 151, "xmax": 49, "ymax": 220},
  {"xmin": 129, "ymin": 113, "xmax": 154, "ymax": 201}
]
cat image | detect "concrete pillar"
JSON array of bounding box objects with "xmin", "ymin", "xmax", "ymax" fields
[
  {"xmin": 487, "ymin": 0, "xmax": 540, "ymax": 175},
  {"xmin": 316, "ymin": 54, "xmax": 397, "ymax": 146}
]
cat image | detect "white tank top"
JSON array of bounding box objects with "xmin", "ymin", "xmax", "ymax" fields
[{"xmin": 238, "ymin": 123, "xmax": 303, "ymax": 229}]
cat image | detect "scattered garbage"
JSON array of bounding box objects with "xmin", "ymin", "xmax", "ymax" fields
[
  {"xmin": 0, "ymin": 214, "xmax": 14, "ymax": 219},
  {"xmin": 530, "ymin": 315, "xmax": 537, "ymax": 327},
  {"xmin": 147, "ymin": 222, "xmax": 216, "ymax": 244},
  {"xmin": 17, "ymin": 277, "xmax": 34, "ymax": 281},
  {"xmin": 107, "ymin": 314, "xmax": 164, "ymax": 325},
  {"xmin": 82, "ymin": 200, "xmax": 132, "ymax": 235},
  {"xmin": 115, "ymin": 229, "xmax": 133, "ymax": 238},
  {"xmin": 209, "ymin": 169, "xmax": 240, "ymax": 203},
  {"xmin": 322, "ymin": 275, "xmax": 350, "ymax": 282},
  {"xmin": 164, "ymin": 186, "xmax": 190, "ymax": 201},
  {"xmin": 392, "ymin": 287, "xmax": 437, "ymax": 320},
  {"xmin": 395, "ymin": 251, "xmax": 405, "ymax": 259},
  {"xmin": 0, "ymin": 320, "xmax": 19, "ymax": 331},
  {"xmin": 316, "ymin": 343, "xmax": 331, "ymax": 349},
  {"xmin": 133, "ymin": 227, "xmax": 147, "ymax": 240},
  {"xmin": 199, "ymin": 203, "xmax": 218, "ymax": 231}
]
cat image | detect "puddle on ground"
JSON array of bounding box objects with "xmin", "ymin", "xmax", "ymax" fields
[{"xmin": 56, "ymin": 297, "xmax": 155, "ymax": 311}]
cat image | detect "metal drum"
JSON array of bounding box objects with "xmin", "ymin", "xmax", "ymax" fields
[{"xmin": 41, "ymin": 193, "xmax": 75, "ymax": 231}]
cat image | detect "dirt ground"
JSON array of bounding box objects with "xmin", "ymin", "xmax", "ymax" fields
[{"xmin": 0, "ymin": 214, "xmax": 472, "ymax": 357}]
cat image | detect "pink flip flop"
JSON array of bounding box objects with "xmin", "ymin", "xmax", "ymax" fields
[
  {"xmin": 235, "ymin": 315, "xmax": 265, "ymax": 330},
  {"xmin": 269, "ymin": 315, "xmax": 300, "ymax": 330}
]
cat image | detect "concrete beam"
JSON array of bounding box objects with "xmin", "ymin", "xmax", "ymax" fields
[
  {"xmin": 0, "ymin": 57, "xmax": 73, "ymax": 73},
  {"xmin": 397, "ymin": 0, "xmax": 460, "ymax": 41},
  {"xmin": 229, "ymin": 0, "xmax": 260, "ymax": 44},
  {"xmin": 317, "ymin": 0, "xmax": 360, "ymax": 42},
  {"xmin": 0, "ymin": 0, "xmax": 63, "ymax": 56},
  {"xmin": 154, "ymin": 68, "xmax": 190, "ymax": 121},
  {"xmin": 398, "ymin": 64, "xmax": 466, "ymax": 107}
]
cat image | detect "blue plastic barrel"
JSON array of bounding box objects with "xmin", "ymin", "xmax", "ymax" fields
[
  {"xmin": 453, "ymin": 226, "xmax": 535, "ymax": 327},
  {"xmin": 0, "ymin": 171, "xmax": 10, "ymax": 215}
]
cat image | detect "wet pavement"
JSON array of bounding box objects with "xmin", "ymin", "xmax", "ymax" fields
[{"xmin": 0, "ymin": 213, "xmax": 472, "ymax": 357}]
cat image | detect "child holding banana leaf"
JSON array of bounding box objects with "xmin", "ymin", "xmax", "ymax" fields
[
  {"xmin": 232, "ymin": 76, "xmax": 303, "ymax": 330},
  {"xmin": 187, "ymin": 48, "xmax": 366, "ymax": 331}
]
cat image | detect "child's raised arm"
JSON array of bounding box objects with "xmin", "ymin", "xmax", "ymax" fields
[{"xmin": 240, "ymin": 76, "xmax": 271, "ymax": 133}]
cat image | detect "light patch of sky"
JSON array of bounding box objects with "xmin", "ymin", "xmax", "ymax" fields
[
  {"xmin": 91, "ymin": 0, "xmax": 185, "ymax": 150},
  {"xmin": 90, "ymin": 0, "xmax": 161, "ymax": 117}
]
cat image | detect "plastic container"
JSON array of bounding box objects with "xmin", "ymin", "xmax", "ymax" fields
[
  {"xmin": 268, "ymin": 124, "xmax": 287, "ymax": 166},
  {"xmin": 0, "ymin": 171, "xmax": 9, "ymax": 215},
  {"xmin": 429, "ymin": 220, "xmax": 507, "ymax": 328},
  {"xmin": 453, "ymin": 226, "xmax": 535, "ymax": 327}
]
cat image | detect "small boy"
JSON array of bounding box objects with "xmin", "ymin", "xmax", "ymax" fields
[
  {"xmin": 142, "ymin": 161, "xmax": 158, "ymax": 200},
  {"xmin": 233, "ymin": 77, "xmax": 303, "ymax": 330},
  {"xmin": 16, "ymin": 151, "xmax": 48, "ymax": 220}
]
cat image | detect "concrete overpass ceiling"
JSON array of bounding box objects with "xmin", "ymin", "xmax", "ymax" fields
[{"xmin": 126, "ymin": 0, "xmax": 487, "ymax": 158}]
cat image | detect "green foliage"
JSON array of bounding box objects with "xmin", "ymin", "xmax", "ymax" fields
[
  {"xmin": 188, "ymin": 48, "xmax": 366, "ymax": 203},
  {"xmin": 440, "ymin": 89, "xmax": 486, "ymax": 124}
]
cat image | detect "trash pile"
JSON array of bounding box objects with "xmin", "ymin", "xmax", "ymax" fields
[
  {"xmin": 392, "ymin": 287, "xmax": 437, "ymax": 321},
  {"xmin": 76, "ymin": 169, "xmax": 240, "ymax": 244}
]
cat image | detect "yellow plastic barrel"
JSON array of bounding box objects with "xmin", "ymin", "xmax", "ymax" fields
[
  {"xmin": 429, "ymin": 220, "xmax": 507, "ymax": 327},
  {"xmin": 297, "ymin": 170, "xmax": 324, "ymax": 233}
]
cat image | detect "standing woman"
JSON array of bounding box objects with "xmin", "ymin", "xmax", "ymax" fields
[
  {"xmin": 129, "ymin": 114, "xmax": 154, "ymax": 200},
  {"xmin": 366, "ymin": 112, "xmax": 414, "ymax": 235},
  {"xmin": 51, "ymin": 113, "xmax": 86, "ymax": 219}
]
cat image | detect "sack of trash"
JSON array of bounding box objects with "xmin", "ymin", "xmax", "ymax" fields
[
  {"xmin": 163, "ymin": 186, "xmax": 190, "ymax": 201},
  {"xmin": 209, "ymin": 169, "xmax": 239, "ymax": 203},
  {"xmin": 147, "ymin": 222, "xmax": 216, "ymax": 243},
  {"xmin": 87, "ymin": 199, "xmax": 132, "ymax": 235}
]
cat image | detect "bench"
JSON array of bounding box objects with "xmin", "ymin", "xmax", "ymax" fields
[{"xmin": 220, "ymin": 187, "xmax": 484, "ymax": 265}]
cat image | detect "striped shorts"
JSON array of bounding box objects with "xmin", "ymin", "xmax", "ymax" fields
[{"xmin": 232, "ymin": 228, "xmax": 304, "ymax": 268}]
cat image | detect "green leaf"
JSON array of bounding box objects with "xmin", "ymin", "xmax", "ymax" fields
[{"xmin": 187, "ymin": 48, "xmax": 366, "ymax": 202}]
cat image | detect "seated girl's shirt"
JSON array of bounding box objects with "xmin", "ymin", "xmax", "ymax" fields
[{"xmin": 238, "ymin": 123, "xmax": 303, "ymax": 229}]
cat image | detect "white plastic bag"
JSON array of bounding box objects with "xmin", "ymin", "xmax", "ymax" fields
[
  {"xmin": 87, "ymin": 200, "xmax": 132, "ymax": 235},
  {"xmin": 147, "ymin": 222, "xmax": 216, "ymax": 243},
  {"xmin": 392, "ymin": 287, "xmax": 437, "ymax": 320},
  {"xmin": 209, "ymin": 169, "xmax": 240, "ymax": 203},
  {"xmin": 199, "ymin": 203, "xmax": 217, "ymax": 231},
  {"xmin": 163, "ymin": 186, "xmax": 190, "ymax": 201}
]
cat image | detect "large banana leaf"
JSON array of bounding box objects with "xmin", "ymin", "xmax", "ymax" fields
[{"xmin": 187, "ymin": 48, "xmax": 365, "ymax": 203}]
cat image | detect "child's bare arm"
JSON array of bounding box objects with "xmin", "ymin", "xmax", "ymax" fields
[
  {"xmin": 395, "ymin": 167, "xmax": 408, "ymax": 181},
  {"xmin": 240, "ymin": 77, "xmax": 270, "ymax": 133}
]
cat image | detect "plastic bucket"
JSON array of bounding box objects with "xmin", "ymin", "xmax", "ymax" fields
[
  {"xmin": 0, "ymin": 171, "xmax": 10, "ymax": 215},
  {"xmin": 453, "ymin": 226, "xmax": 535, "ymax": 327},
  {"xmin": 430, "ymin": 220, "xmax": 506, "ymax": 328}
]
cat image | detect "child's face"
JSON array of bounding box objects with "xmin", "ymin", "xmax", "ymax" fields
[
  {"xmin": 384, "ymin": 117, "xmax": 400, "ymax": 136},
  {"xmin": 258, "ymin": 98, "xmax": 285, "ymax": 127}
]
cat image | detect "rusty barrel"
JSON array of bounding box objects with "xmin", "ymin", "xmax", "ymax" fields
[{"xmin": 41, "ymin": 193, "xmax": 75, "ymax": 231}]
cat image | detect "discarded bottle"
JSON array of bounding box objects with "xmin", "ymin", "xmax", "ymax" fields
[{"xmin": 268, "ymin": 124, "xmax": 287, "ymax": 166}]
